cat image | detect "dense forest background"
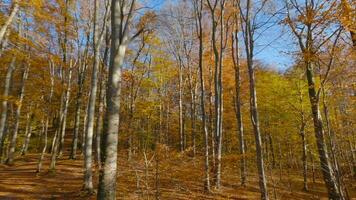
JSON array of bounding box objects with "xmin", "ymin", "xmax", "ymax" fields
[{"xmin": 0, "ymin": 0, "xmax": 355, "ymax": 199}]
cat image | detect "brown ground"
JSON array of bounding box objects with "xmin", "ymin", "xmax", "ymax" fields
[{"xmin": 0, "ymin": 141, "xmax": 355, "ymax": 200}]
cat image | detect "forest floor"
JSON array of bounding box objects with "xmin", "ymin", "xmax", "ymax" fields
[{"xmin": 0, "ymin": 133, "xmax": 355, "ymax": 199}]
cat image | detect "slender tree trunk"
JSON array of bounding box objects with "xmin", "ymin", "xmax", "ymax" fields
[
  {"xmin": 7, "ymin": 64, "xmax": 29, "ymax": 165},
  {"xmin": 21, "ymin": 109, "xmax": 33, "ymax": 155},
  {"xmin": 207, "ymin": 0, "xmax": 224, "ymax": 188},
  {"xmin": 0, "ymin": 58, "xmax": 15, "ymax": 151},
  {"xmin": 240, "ymin": 0, "xmax": 268, "ymax": 198},
  {"xmin": 98, "ymin": 0, "xmax": 137, "ymax": 198},
  {"xmin": 301, "ymin": 124, "xmax": 308, "ymax": 191},
  {"xmin": 248, "ymin": 61, "xmax": 268, "ymax": 200},
  {"xmin": 322, "ymin": 88, "xmax": 347, "ymax": 198},
  {"xmin": 0, "ymin": 1, "xmax": 19, "ymax": 47},
  {"xmin": 36, "ymin": 116, "xmax": 49, "ymax": 173},
  {"xmin": 84, "ymin": 0, "xmax": 109, "ymax": 190},
  {"xmin": 189, "ymin": 82, "xmax": 196, "ymax": 157},
  {"xmin": 178, "ymin": 59, "xmax": 184, "ymax": 152},
  {"xmin": 50, "ymin": 62, "xmax": 73, "ymax": 170},
  {"xmin": 82, "ymin": 92, "xmax": 90, "ymax": 154},
  {"xmin": 58, "ymin": 0, "xmax": 70, "ymax": 157},
  {"xmin": 95, "ymin": 75, "xmax": 105, "ymax": 167},
  {"xmin": 70, "ymin": 64, "xmax": 84, "ymax": 159},
  {"xmin": 305, "ymin": 61, "xmax": 344, "ymax": 199},
  {"xmin": 231, "ymin": 18, "xmax": 246, "ymax": 186},
  {"xmin": 209, "ymin": 65, "xmax": 215, "ymax": 170},
  {"xmin": 193, "ymin": 0, "xmax": 210, "ymax": 191},
  {"xmin": 58, "ymin": 66, "xmax": 72, "ymax": 156},
  {"xmin": 49, "ymin": 129, "xmax": 59, "ymax": 171}
]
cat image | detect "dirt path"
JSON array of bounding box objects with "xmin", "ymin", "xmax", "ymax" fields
[
  {"xmin": 0, "ymin": 153, "xmax": 87, "ymax": 199},
  {"xmin": 0, "ymin": 151, "xmax": 355, "ymax": 199}
]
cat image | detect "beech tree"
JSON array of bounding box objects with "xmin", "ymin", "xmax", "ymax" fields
[
  {"xmin": 238, "ymin": 0, "xmax": 269, "ymax": 198},
  {"xmin": 0, "ymin": 0, "xmax": 355, "ymax": 199},
  {"xmin": 285, "ymin": 0, "xmax": 346, "ymax": 198},
  {"xmin": 98, "ymin": 0, "xmax": 143, "ymax": 198}
]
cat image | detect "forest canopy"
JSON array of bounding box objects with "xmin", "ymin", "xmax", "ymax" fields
[{"xmin": 0, "ymin": 0, "xmax": 355, "ymax": 199}]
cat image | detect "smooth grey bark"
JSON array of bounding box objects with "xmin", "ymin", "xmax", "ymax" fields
[
  {"xmin": 207, "ymin": 0, "xmax": 225, "ymax": 189},
  {"xmin": 36, "ymin": 118, "xmax": 48, "ymax": 172},
  {"xmin": 305, "ymin": 61, "xmax": 344, "ymax": 199},
  {"xmin": 208, "ymin": 63, "xmax": 215, "ymax": 169},
  {"xmin": 209, "ymin": 0, "xmax": 221, "ymax": 187},
  {"xmin": 286, "ymin": 2, "xmax": 345, "ymax": 197},
  {"xmin": 70, "ymin": 64, "xmax": 84, "ymax": 159},
  {"xmin": 0, "ymin": 1, "xmax": 19, "ymax": 47},
  {"xmin": 82, "ymin": 92, "xmax": 90, "ymax": 154},
  {"xmin": 95, "ymin": 29, "xmax": 110, "ymax": 166},
  {"xmin": 231, "ymin": 11, "xmax": 246, "ymax": 185},
  {"xmin": 58, "ymin": 0, "xmax": 70, "ymax": 157},
  {"xmin": 49, "ymin": 129, "xmax": 59, "ymax": 171},
  {"xmin": 193, "ymin": 0, "xmax": 210, "ymax": 191},
  {"xmin": 186, "ymin": 54, "xmax": 197, "ymax": 157},
  {"xmin": 98, "ymin": 0, "xmax": 139, "ymax": 199},
  {"xmin": 37, "ymin": 60, "xmax": 55, "ymax": 172},
  {"xmin": 70, "ymin": 49, "xmax": 89, "ymax": 159},
  {"xmin": 6, "ymin": 64, "xmax": 29, "ymax": 165},
  {"xmin": 21, "ymin": 107, "xmax": 33, "ymax": 155},
  {"xmin": 321, "ymin": 87, "xmax": 346, "ymax": 197},
  {"xmin": 70, "ymin": 21, "xmax": 91, "ymax": 159},
  {"xmin": 0, "ymin": 58, "xmax": 15, "ymax": 151},
  {"xmin": 50, "ymin": 61, "xmax": 73, "ymax": 171},
  {"xmin": 58, "ymin": 67, "xmax": 72, "ymax": 156},
  {"xmin": 300, "ymin": 115, "xmax": 308, "ymax": 191},
  {"xmin": 95, "ymin": 72, "xmax": 105, "ymax": 167},
  {"xmin": 83, "ymin": 0, "xmax": 109, "ymax": 192},
  {"xmin": 178, "ymin": 57, "xmax": 184, "ymax": 152},
  {"xmin": 239, "ymin": 0, "xmax": 268, "ymax": 198}
]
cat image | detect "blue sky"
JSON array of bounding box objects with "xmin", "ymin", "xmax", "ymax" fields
[
  {"xmin": 146, "ymin": 0, "xmax": 296, "ymax": 72},
  {"xmin": 254, "ymin": 25, "xmax": 296, "ymax": 71}
]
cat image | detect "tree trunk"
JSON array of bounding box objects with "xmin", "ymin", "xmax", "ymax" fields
[
  {"xmin": 0, "ymin": 1, "xmax": 19, "ymax": 47},
  {"xmin": 83, "ymin": 0, "xmax": 101, "ymax": 192},
  {"xmin": 97, "ymin": 0, "xmax": 136, "ymax": 198},
  {"xmin": 21, "ymin": 109, "xmax": 34, "ymax": 155},
  {"xmin": 7, "ymin": 64, "xmax": 29, "ymax": 165},
  {"xmin": 38, "ymin": 61, "xmax": 54, "ymax": 172},
  {"xmin": 81, "ymin": 93, "xmax": 89, "ymax": 154},
  {"xmin": 239, "ymin": 0, "xmax": 268, "ymax": 198},
  {"xmin": 207, "ymin": 0, "xmax": 224, "ymax": 188},
  {"xmin": 248, "ymin": 63, "xmax": 268, "ymax": 200},
  {"xmin": 193, "ymin": 0, "xmax": 210, "ymax": 191},
  {"xmin": 178, "ymin": 58, "xmax": 184, "ymax": 152},
  {"xmin": 231, "ymin": 19, "xmax": 246, "ymax": 186},
  {"xmin": 305, "ymin": 62, "xmax": 344, "ymax": 199},
  {"xmin": 50, "ymin": 62, "xmax": 73, "ymax": 170},
  {"xmin": 301, "ymin": 125, "xmax": 308, "ymax": 191},
  {"xmin": 0, "ymin": 58, "xmax": 15, "ymax": 151},
  {"xmin": 95, "ymin": 74, "xmax": 105, "ymax": 167},
  {"xmin": 58, "ymin": 65, "xmax": 72, "ymax": 156},
  {"xmin": 70, "ymin": 62, "xmax": 85, "ymax": 159}
]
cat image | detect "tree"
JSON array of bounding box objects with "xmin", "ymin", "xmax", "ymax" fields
[
  {"xmin": 97, "ymin": 0, "xmax": 143, "ymax": 198},
  {"xmin": 207, "ymin": 0, "xmax": 228, "ymax": 189},
  {"xmin": 238, "ymin": 0, "xmax": 268, "ymax": 198},
  {"xmin": 231, "ymin": 0, "xmax": 246, "ymax": 186},
  {"xmin": 83, "ymin": 0, "xmax": 109, "ymax": 192},
  {"xmin": 0, "ymin": 0, "xmax": 19, "ymax": 48},
  {"xmin": 285, "ymin": 0, "xmax": 346, "ymax": 198},
  {"xmin": 193, "ymin": 0, "xmax": 210, "ymax": 191}
]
